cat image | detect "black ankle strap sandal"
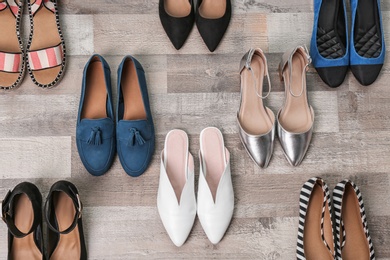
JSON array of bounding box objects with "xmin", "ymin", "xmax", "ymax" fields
[
  {"xmin": 45, "ymin": 180, "xmax": 87, "ymax": 260},
  {"xmin": 1, "ymin": 182, "xmax": 44, "ymax": 260}
]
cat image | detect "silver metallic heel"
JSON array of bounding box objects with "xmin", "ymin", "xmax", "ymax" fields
[
  {"xmin": 237, "ymin": 48, "xmax": 275, "ymax": 168},
  {"xmin": 277, "ymin": 46, "xmax": 314, "ymax": 166}
]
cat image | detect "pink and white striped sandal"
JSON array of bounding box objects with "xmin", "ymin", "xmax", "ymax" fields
[
  {"xmin": 27, "ymin": 0, "xmax": 66, "ymax": 88},
  {"xmin": 0, "ymin": 0, "xmax": 25, "ymax": 90}
]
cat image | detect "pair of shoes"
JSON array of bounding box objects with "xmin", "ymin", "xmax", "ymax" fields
[
  {"xmin": 237, "ymin": 47, "xmax": 314, "ymax": 168},
  {"xmin": 157, "ymin": 127, "xmax": 234, "ymax": 246},
  {"xmin": 1, "ymin": 181, "xmax": 86, "ymax": 260},
  {"xmin": 310, "ymin": 0, "xmax": 385, "ymax": 87},
  {"xmin": 297, "ymin": 177, "xmax": 375, "ymax": 260},
  {"xmin": 76, "ymin": 54, "xmax": 155, "ymax": 177},
  {"xmin": 159, "ymin": 0, "xmax": 231, "ymax": 52},
  {"xmin": 0, "ymin": 0, "xmax": 66, "ymax": 89}
]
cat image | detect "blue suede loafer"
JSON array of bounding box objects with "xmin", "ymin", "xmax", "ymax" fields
[
  {"xmin": 310, "ymin": 0, "xmax": 349, "ymax": 88},
  {"xmin": 350, "ymin": 0, "xmax": 385, "ymax": 86},
  {"xmin": 76, "ymin": 55, "xmax": 116, "ymax": 176},
  {"xmin": 117, "ymin": 56, "xmax": 155, "ymax": 177}
]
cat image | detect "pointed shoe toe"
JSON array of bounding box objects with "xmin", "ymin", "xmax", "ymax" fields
[
  {"xmin": 316, "ymin": 66, "xmax": 348, "ymax": 88},
  {"xmin": 350, "ymin": 64, "xmax": 383, "ymax": 86},
  {"xmin": 277, "ymin": 108, "xmax": 314, "ymax": 167},
  {"xmin": 159, "ymin": 0, "xmax": 195, "ymax": 50},
  {"xmin": 238, "ymin": 119, "xmax": 275, "ymax": 168},
  {"xmin": 195, "ymin": 0, "xmax": 231, "ymax": 52}
]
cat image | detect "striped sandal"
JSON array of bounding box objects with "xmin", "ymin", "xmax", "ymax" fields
[
  {"xmin": 333, "ymin": 180, "xmax": 375, "ymax": 260},
  {"xmin": 27, "ymin": 0, "xmax": 66, "ymax": 88},
  {"xmin": 0, "ymin": 0, "xmax": 25, "ymax": 90},
  {"xmin": 296, "ymin": 177, "xmax": 335, "ymax": 260}
]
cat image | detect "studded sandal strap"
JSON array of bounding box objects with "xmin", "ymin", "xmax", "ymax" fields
[{"xmin": 44, "ymin": 181, "xmax": 82, "ymax": 235}]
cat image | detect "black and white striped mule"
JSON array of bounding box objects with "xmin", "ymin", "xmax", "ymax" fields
[
  {"xmin": 333, "ymin": 180, "xmax": 375, "ymax": 260},
  {"xmin": 296, "ymin": 177, "xmax": 335, "ymax": 260}
]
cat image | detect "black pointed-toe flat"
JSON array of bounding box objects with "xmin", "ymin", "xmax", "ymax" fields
[
  {"xmin": 195, "ymin": 0, "xmax": 231, "ymax": 52},
  {"xmin": 159, "ymin": 0, "xmax": 195, "ymax": 50}
]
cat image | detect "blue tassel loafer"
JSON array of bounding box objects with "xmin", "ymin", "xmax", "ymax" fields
[
  {"xmin": 310, "ymin": 0, "xmax": 349, "ymax": 88},
  {"xmin": 76, "ymin": 55, "xmax": 116, "ymax": 176},
  {"xmin": 350, "ymin": 0, "xmax": 385, "ymax": 86},
  {"xmin": 117, "ymin": 56, "xmax": 155, "ymax": 177}
]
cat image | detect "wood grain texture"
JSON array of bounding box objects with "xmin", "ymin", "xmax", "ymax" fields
[{"xmin": 0, "ymin": 0, "xmax": 390, "ymax": 259}]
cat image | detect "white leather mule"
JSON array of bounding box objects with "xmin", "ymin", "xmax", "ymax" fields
[
  {"xmin": 197, "ymin": 127, "xmax": 234, "ymax": 244},
  {"xmin": 157, "ymin": 129, "xmax": 196, "ymax": 247}
]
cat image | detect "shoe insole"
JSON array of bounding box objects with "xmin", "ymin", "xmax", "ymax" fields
[
  {"xmin": 239, "ymin": 53, "xmax": 274, "ymax": 135},
  {"xmin": 303, "ymin": 183, "xmax": 334, "ymax": 260},
  {"xmin": 10, "ymin": 194, "xmax": 42, "ymax": 260},
  {"xmin": 120, "ymin": 59, "xmax": 147, "ymax": 121},
  {"xmin": 279, "ymin": 51, "xmax": 312, "ymax": 133},
  {"xmin": 50, "ymin": 192, "xmax": 81, "ymax": 260},
  {"xmin": 199, "ymin": 0, "xmax": 226, "ymax": 19},
  {"xmin": 0, "ymin": 1, "xmax": 21, "ymax": 86},
  {"xmin": 164, "ymin": 0, "xmax": 191, "ymax": 18},
  {"xmin": 317, "ymin": 0, "xmax": 346, "ymax": 56},
  {"xmin": 354, "ymin": 0, "xmax": 381, "ymax": 58},
  {"xmin": 81, "ymin": 58, "xmax": 107, "ymax": 119},
  {"xmin": 200, "ymin": 128, "xmax": 228, "ymax": 202},
  {"xmin": 340, "ymin": 184, "xmax": 370, "ymax": 260},
  {"xmin": 164, "ymin": 130, "xmax": 192, "ymax": 203},
  {"xmin": 29, "ymin": 0, "xmax": 62, "ymax": 84}
]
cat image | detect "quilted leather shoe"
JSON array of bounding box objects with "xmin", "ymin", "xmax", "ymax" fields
[
  {"xmin": 310, "ymin": 0, "xmax": 349, "ymax": 88},
  {"xmin": 117, "ymin": 56, "xmax": 155, "ymax": 177},
  {"xmin": 350, "ymin": 0, "xmax": 385, "ymax": 86}
]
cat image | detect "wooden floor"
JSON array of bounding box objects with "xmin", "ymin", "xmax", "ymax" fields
[{"xmin": 1, "ymin": 0, "xmax": 390, "ymax": 259}]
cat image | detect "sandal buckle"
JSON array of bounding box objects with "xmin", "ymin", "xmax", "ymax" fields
[{"xmin": 76, "ymin": 194, "xmax": 82, "ymax": 219}]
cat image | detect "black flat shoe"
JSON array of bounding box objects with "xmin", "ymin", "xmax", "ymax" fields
[
  {"xmin": 196, "ymin": 0, "xmax": 231, "ymax": 52},
  {"xmin": 45, "ymin": 181, "xmax": 87, "ymax": 260},
  {"xmin": 159, "ymin": 0, "xmax": 195, "ymax": 50},
  {"xmin": 1, "ymin": 182, "xmax": 45, "ymax": 260}
]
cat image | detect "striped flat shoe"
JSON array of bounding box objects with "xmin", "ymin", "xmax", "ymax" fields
[
  {"xmin": 333, "ymin": 180, "xmax": 375, "ymax": 260},
  {"xmin": 27, "ymin": 0, "xmax": 66, "ymax": 88},
  {"xmin": 296, "ymin": 177, "xmax": 335, "ymax": 260},
  {"xmin": 0, "ymin": 0, "xmax": 25, "ymax": 90}
]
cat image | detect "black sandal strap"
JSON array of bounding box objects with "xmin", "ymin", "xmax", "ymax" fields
[
  {"xmin": 1, "ymin": 182, "xmax": 42, "ymax": 238},
  {"xmin": 45, "ymin": 181, "xmax": 82, "ymax": 235}
]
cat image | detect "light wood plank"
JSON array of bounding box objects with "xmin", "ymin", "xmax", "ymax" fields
[
  {"xmin": 94, "ymin": 14, "xmax": 267, "ymax": 55},
  {"xmin": 0, "ymin": 136, "xmax": 71, "ymax": 179}
]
